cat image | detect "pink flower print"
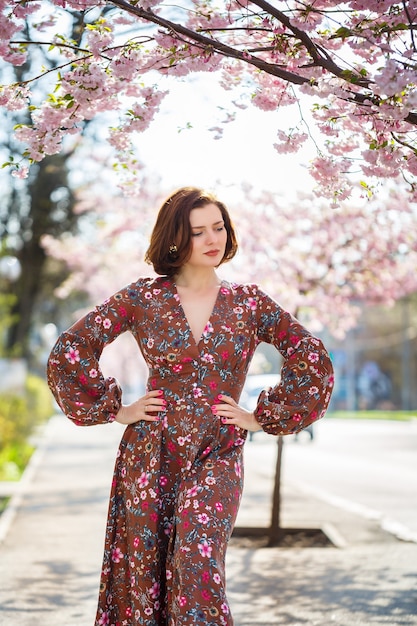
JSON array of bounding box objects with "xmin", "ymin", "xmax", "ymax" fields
[
  {"xmin": 198, "ymin": 540, "xmax": 212, "ymax": 557},
  {"xmin": 179, "ymin": 596, "xmax": 187, "ymax": 607},
  {"xmin": 150, "ymin": 582, "xmax": 160, "ymax": 599},
  {"xmin": 197, "ymin": 513, "xmax": 210, "ymax": 524},
  {"xmin": 159, "ymin": 475, "xmax": 168, "ymax": 486},
  {"xmin": 111, "ymin": 547, "xmax": 123, "ymax": 563},
  {"xmin": 201, "ymin": 353, "xmax": 214, "ymax": 364},
  {"xmin": 144, "ymin": 291, "xmax": 152, "ymax": 299},
  {"xmin": 233, "ymin": 306, "xmax": 243, "ymax": 314},
  {"xmin": 187, "ymin": 484, "xmax": 199, "ymax": 497},
  {"xmin": 213, "ymin": 573, "xmax": 221, "ymax": 584},
  {"xmin": 65, "ymin": 347, "xmax": 80, "ymax": 364},
  {"xmin": 220, "ymin": 287, "xmax": 230, "ymax": 295},
  {"xmin": 119, "ymin": 306, "xmax": 127, "ymax": 317},
  {"xmin": 144, "ymin": 607, "xmax": 153, "ymax": 616},
  {"xmin": 209, "ymin": 380, "xmax": 218, "ymax": 390},
  {"xmin": 201, "ymin": 570, "xmax": 210, "ymax": 583},
  {"xmin": 89, "ymin": 368, "xmax": 98, "ymax": 378},
  {"xmin": 308, "ymin": 351, "xmax": 319, "ymax": 363},
  {"xmin": 138, "ymin": 472, "xmax": 150, "ymax": 488},
  {"xmin": 221, "ymin": 351, "xmax": 229, "ymax": 360},
  {"xmin": 202, "ymin": 589, "xmax": 211, "ymax": 600},
  {"xmin": 98, "ymin": 612, "xmax": 110, "ymax": 625},
  {"xmin": 221, "ymin": 602, "xmax": 230, "ymax": 614},
  {"xmin": 133, "ymin": 537, "xmax": 140, "ymax": 548},
  {"xmin": 172, "ymin": 364, "xmax": 183, "ymax": 373},
  {"xmin": 215, "ymin": 502, "xmax": 223, "ymax": 512},
  {"xmin": 246, "ymin": 297, "xmax": 257, "ymax": 310},
  {"xmin": 290, "ymin": 335, "xmax": 301, "ymax": 347},
  {"xmin": 308, "ymin": 386, "xmax": 319, "ymax": 395},
  {"xmin": 166, "ymin": 569, "xmax": 172, "ymax": 580},
  {"xmin": 234, "ymin": 460, "xmax": 242, "ymax": 477},
  {"xmin": 203, "ymin": 321, "xmax": 214, "ymax": 335},
  {"xmin": 153, "ymin": 288, "xmax": 161, "ymax": 295},
  {"xmin": 193, "ymin": 385, "xmax": 203, "ymax": 398},
  {"xmin": 103, "ymin": 318, "xmax": 112, "ymax": 329},
  {"xmin": 79, "ymin": 374, "xmax": 87, "ymax": 385},
  {"xmin": 205, "ymin": 476, "xmax": 216, "ymax": 485},
  {"xmin": 95, "ymin": 315, "xmax": 102, "ymax": 325},
  {"xmin": 126, "ymin": 607, "xmax": 132, "ymax": 617},
  {"xmin": 293, "ymin": 413, "xmax": 302, "ymax": 422},
  {"xmin": 147, "ymin": 338, "xmax": 154, "ymax": 348}
]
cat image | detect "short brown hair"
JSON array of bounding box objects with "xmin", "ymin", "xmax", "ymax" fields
[{"xmin": 145, "ymin": 187, "xmax": 238, "ymax": 276}]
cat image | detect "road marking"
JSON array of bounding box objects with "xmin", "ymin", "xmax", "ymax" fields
[{"xmin": 291, "ymin": 480, "xmax": 417, "ymax": 544}]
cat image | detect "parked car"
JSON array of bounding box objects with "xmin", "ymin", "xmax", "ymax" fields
[{"xmin": 240, "ymin": 374, "xmax": 280, "ymax": 413}]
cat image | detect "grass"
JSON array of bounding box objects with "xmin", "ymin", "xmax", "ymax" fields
[
  {"xmin": 329, "ymin": 410, "xmax": 417, "ymax": 421},
  {"xmin": 0, "ymin": 443, "xmax": 35, "ymax": 481}
]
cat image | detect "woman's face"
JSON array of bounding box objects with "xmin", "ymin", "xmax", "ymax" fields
[{"xmin": 185, "ymin": 203, "xmax": 228, "ymax": 270}]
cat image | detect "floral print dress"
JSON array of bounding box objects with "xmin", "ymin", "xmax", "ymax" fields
[{"xmin": 47, "ymin": 276, "xmax": 334, "ymax": 626}]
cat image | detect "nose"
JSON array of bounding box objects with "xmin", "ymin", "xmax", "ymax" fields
[{"xmin": 205, "ymin": 228, "xmax": 217, "ymax": 244}]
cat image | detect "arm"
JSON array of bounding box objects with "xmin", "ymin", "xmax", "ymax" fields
[
  {"xmin": 47, "ymin": 281, "xmax": 142, "ymax": 426},
  {"xmin": 253, "ymin": 287, "xmax": 334, "ymax": 436}
]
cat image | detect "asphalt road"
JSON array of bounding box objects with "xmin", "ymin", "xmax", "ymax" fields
[{"xmin": 243, "ymin": 417, "xmax": 417, "ymax": 543}]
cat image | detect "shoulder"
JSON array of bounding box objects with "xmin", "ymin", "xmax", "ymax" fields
[
  {"xmin": 122, "ymin": 276, "xmax": 170, "ymax": 296},
  {"xmin": 222, "ymin": 280, "xmax": 265, "ymax": 299}
]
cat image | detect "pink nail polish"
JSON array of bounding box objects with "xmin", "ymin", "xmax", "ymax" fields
[
  {"xmin": 158, "ymin": 390, "xmax": 164, "ymax": 396},
  {"xmin": 212, "ymin": 406, "xmax": 218, "ymax": 414}
]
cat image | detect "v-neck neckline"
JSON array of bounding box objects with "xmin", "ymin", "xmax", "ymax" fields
[{"xmin": 171, "ymin": 278, "xmax": 223, "ymax": 348}]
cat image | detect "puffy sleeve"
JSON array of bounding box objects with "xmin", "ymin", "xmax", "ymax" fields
[
  {"xmin": 252, "ymin": 286, "xmax": 334, "ymax": 436},
  {"xmin": 47, "ymin": 280, "xmax": 143, "ymax": 427}
]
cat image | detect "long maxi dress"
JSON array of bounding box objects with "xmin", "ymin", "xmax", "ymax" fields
[{"xmin": 47, "ymin": 276, "xmax": 334, "ymax": 626}]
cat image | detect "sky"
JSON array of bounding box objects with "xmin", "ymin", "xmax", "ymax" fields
[{"xmin": 132, "ymin": 73, "xmax": 315, "ymax": 203}]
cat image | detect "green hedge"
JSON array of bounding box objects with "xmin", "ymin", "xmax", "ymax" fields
[
  {"xmin": 328, "ymin": 410, "xmax": 417, "ymax": 421},
  {"xmin": 0, "ymin": 374, "xmax": 54, "ymax": 481}
]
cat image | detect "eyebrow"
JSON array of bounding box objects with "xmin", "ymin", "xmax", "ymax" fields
[{"xmin": 191, "ymin": 220, "xmax": 224, "ymax": 229}]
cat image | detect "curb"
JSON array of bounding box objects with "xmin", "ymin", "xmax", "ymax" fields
[{"xmin": 0, "ymin": 419, "xmax": 54, "ymax": 545}]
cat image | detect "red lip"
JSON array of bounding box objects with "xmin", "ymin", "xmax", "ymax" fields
[{"xmin": 205, "ymin": 250, "xmax": 220, "ymax": 256}]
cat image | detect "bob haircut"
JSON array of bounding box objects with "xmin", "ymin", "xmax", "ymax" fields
[{"xmin": 145, "ymin": 187, "xmax": 238, "ymax": 276}]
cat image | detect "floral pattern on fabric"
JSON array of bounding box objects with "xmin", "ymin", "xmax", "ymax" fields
[{"xmin": 47, "ymin": 276, "xmax": 334, "ymax": 625}]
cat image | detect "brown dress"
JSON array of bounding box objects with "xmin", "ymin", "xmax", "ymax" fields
[{"xmin": 47, "ymin": 277, "xmax": 334, "ymax": 626}]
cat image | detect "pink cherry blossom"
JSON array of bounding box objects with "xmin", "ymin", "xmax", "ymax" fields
[{"xmin": 0, "ymin": 0, "xmax": 416, "ymax": 195}]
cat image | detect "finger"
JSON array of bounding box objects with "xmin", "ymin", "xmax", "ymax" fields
[
  {"xmin": 216, "ymin": 394, "xmax": 236, "ymax": 406},
  {"xmin": 146, "ymin": 389, "xmax": 165, "ymax": 399}
]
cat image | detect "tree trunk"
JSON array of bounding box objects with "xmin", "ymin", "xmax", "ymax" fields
[
  {"xmin": 5, "ymin": 154, "xmax": 75, "ymax": 359},
  {"xmin": 267, "ymin": 435, "xmax": 284, "ymax": 545}
]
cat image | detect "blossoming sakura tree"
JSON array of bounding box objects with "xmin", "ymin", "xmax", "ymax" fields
[{"xmin": 1, "ymin": 1, "xmax": 417, "ymax": 201}]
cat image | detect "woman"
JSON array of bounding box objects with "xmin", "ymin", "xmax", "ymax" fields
[{"xmin": 47, "ymin": 186, "xmax": 334, "ymax": 626}]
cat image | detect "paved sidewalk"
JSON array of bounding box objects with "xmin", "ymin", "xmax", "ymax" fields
[{"xmin": 0, "ymin": 415, "xmax": 416, "ymax": 626}]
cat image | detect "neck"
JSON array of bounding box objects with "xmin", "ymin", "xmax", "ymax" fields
[{"xmin": 174, "ymin": 267, "xmax": 221, "ymax": 290}]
